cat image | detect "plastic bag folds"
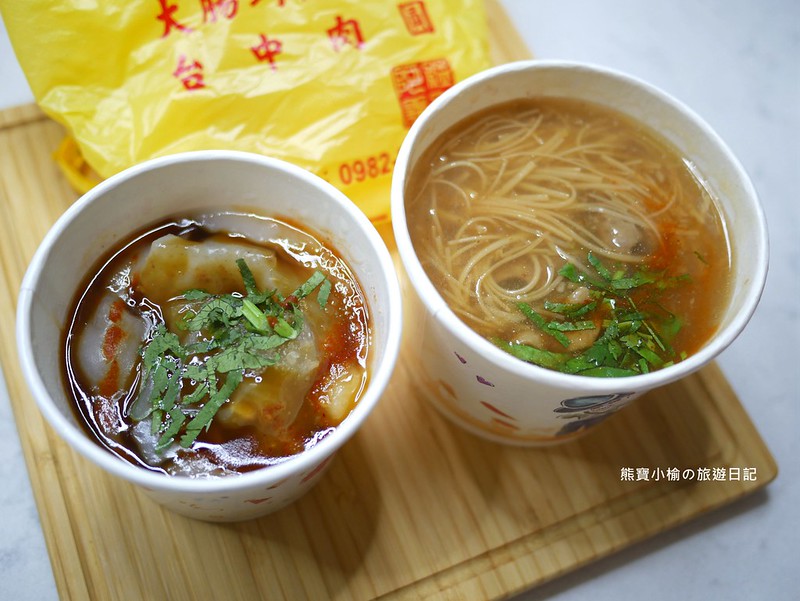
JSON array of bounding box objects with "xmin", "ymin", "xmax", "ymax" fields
[{"xmin": 1, "ymin": 0, "xmax": 491, "ymax": 222}]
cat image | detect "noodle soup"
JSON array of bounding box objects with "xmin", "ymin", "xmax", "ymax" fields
[
  {"xmin": 392, "ymin": 60, "xmax": 765, "ymax": 444},
  {"xmin": 406, "ymin": 97, "xmax": 731, "ymax": 377}
]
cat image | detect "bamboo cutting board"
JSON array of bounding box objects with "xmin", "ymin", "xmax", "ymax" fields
[{"xmin": 0, "ymin": 3, "xmax": 777, "ymax": 600}]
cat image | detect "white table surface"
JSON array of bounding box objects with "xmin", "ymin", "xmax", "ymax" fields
[{"xmin": 1, "ymin": 1, "xmax": 798, "ymax": 599}]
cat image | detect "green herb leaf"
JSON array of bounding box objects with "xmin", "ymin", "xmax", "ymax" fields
[
  {"xmin": 517, "ymin": 302, "xmax": 571, "ymax": 347},
  {"xmin": 155, "ymin": 407, "xmax": 187, "ymax": 451},
  {"xmin": 236, "ymin": 258, "xmax": 259, "ymax": 297},
  {"xmin": 184, "ymin": 338, "xmax": 222, "ymax": 355},
  {"xmin": 492, "ymin": 339, "xmax": 568, "ymax": 371},
  {"xmin": 588, "ymin": 252, "xmax": 612, "ymax": 281},
  {"xmin": 184, "ymin": 297, "xmax": 242, "ymax": 331},
  {"xmin": 546, "ymin": 320, "xmax": 595, "ymax": 332},
  {"xmin": 274, "ymin": 316, "xmax": 297, "ymax": 339},
  {"xmin": 558, "ymin": 262, "xmax": 587, "ymax": 284},
  {"xmin": 209, "ymin": 337, "xmax": 281, "ymax": 372},
  {"xmin": 182, "ymin": 289, "xmax": 211, "ymax": 301},
  {"xmin": 317, "ymin": 278, "xmax": 332, "ymax": 308},
  {"xmin": 293, "ymin": 270, "xmax": 327, "ymax": 300},
  {"xmin": 148, "ymin": 363, "xmax": 170, "ymax": 434},
  {"xmin": 498, "ymin": 253, "xmax": 690, "ymax": 377},
  {"xmin": 143, "ymin": 325, "xmax": 185, "ymax": 368},
  {"xmin": 180, "ymin": 370, "xmax": 243, "ymax": 447},
  {"xmin": 573, "ymin": 366, "xmax": 639, "ymax": 377},
  {"xmin": 632, "ymin": 344, "xmax": 664, "ymax": 366},
  {"xmin": 161, "ymin": 369, "xmax": 181, "ymax": 413},
  {"xmin": 241, "ymin": 298, "xmax": 269, "ymax": 333},
  {"xmin": 132, "ymin": 258, "xmax": 334, "ymax": 451},
  {"xmin": 610, "ymin": 271, "xmax": 656, "ymax": 291},
  {"xmin": 182, "ymin": 382, "xmax": 209, "ymax": 406},
  {"xmin": 543, "ymin": 300, "xmax": 597, "ymax": 317}
]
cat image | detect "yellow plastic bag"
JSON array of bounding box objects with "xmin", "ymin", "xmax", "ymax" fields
[{"xmin": 1, "ymin": 0, "xmax": 490, "ymax": 222}]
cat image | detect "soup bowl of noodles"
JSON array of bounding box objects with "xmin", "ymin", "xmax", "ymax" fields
[
  {"xmin": 17, "ymin": 150, "xmax": 402, "ymax": 520},
  {"xmin": 391, "ymin": 60, "xmax": 767, "ymax": 444}
]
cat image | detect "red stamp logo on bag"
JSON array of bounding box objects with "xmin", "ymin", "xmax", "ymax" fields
[
  {"xmin": 398, "ymin": 1, "xmax": 435, "ymax": 35},
  {"xmin": 391, "ymin": 59, "xmax": 454, "ymax": 127}
]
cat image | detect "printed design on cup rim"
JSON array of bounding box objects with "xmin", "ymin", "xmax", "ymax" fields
[
  {"xmin": 448, "ymin": 349, "xmax": 559, "ymax": 440},
  {"xmin": 454, "ymin": 351, "xmax": 496, "ymax": 388},
  {"xmin": 245, "ymin": 497, "xmax": 273, "ymax": 505},
  {"xmin": 480, "ymin": 400, "xmax": 519, "ymax": 431},
  {"xmin": 152, "ymin": 468, "xmax": 314, "ymax": 515},
  {"xmin": 454, "ymin": 352, "xmax": 512, "ymax": 428},
  {"xmin": 448, "ymin": 348, "xmax": 635, "ymax": 441},
  {"xmin": 553, "ymin": 393, "xmax": 636, "ymax": 437},
  {"xmin": 407, "ymin": 346, "xmax": 603, "ymax": 443},
  {"xmin": 300, "ymin": 455, "xmax": 334, "ymax": 484}
]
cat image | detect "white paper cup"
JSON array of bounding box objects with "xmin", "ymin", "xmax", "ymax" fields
[
  {"xmin": 17, "ymin": 150, "xmax": 402, "ymax": 521},
  {"xmin": 391, "ymin": 60, "xmax": 768, "ymax": 445}
]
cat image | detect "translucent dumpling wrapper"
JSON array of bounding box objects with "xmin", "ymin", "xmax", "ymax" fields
[
  {"xmin": 129, "ymin": 232, "xmax": 327, "ymax": 469},
  {"xmin": 73, "ymin": 294, "xmax": 144, "ymax": 441},
  {"xmin": 75, "ymin": 291, "xmax": 147, "ymax": 403},
  {"xmin": 139, "ymin": 234, "xmax": 287, "ymax": 308},
  {"xmin": 215, "ymin": 325, "xmax": 320, "ymax": 437}
]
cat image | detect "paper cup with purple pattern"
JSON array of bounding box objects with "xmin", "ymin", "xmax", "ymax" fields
[
  {"xmin": 391, "ymin": 60, "xmax": 767, "ymax": 445},
  {"xmin": 17, "ymin": 150, "xmax": 402, "ymax": 520}
]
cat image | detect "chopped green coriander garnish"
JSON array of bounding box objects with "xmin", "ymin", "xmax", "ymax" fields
[
  {"xmin": 130, "ymin": 260, "xmax": 331, "ymax": 450},
  {"xmin": 495, "ymin": 253, "xmax": 688, "ymax": 377}
]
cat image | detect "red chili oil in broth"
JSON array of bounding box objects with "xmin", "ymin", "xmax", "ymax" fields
[{"xmin": 63, "ymin": 215, "xmax": 370, "ymax": 475}]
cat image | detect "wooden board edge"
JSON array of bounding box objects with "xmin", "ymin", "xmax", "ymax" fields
[
  {"xmin": 382, "ymin": 458, "xmax": 772, "ymax": 600},
  {"xmin": 699, "ymin": 363, "xmax": 779, "ymax": 483},
  {"xmin": 0, "ymin": 103, "xmax": 47, "ymax": 131}
]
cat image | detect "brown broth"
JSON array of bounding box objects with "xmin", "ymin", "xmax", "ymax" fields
[
  {"xmin": 63, "ymin": 214, "xmax": 370, "ymax": 475},
  {"xmin": 406, "ymin": 97, "xmax": 732, "ymax": 375}
]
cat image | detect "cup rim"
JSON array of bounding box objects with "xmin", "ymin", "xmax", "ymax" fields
[
  {"xmin": 16, "ymin": 149, "xmax": 403, "ymax": 493},
  {"xmin": 391, "ymin": 59, "xmax": 769, "ymax": 394}
]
